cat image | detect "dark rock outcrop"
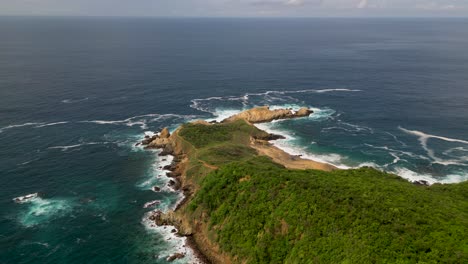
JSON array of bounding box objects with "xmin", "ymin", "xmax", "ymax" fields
[
  {"xmin": 160, "ymin": 127, "xmax": 170, "ymax": 138},
  {"xmin": 254, "ymin": 133, "xmax": 286, "ymax": 141},
  {"xmin": 414, "ymin": 180, "xmax": 430, "ymax": 186},
  {"xmin": 167, "ymin": 253, "xmax": 185, "ymax": 262}
]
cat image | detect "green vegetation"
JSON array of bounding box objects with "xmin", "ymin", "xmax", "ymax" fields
[
  {"xmin": 179, "ymin": 120, "xmax": 267, "ymax": 149},
  {"xmin": 178, "ymin": 120, "xmax": 266, "ymax": 183},
  {"xmin": 177, "ymin": 121, "xmax": 468, "ymax": 263}
]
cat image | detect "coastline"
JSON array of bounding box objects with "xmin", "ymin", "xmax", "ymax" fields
[
  {"xmin": 250, "ymin": 137, "xmax": 337, "ymax": 171},
  {"xmin": 137, "ymin": 105, "xmax": 468, "ymax": 263},
  {"xmin": 140, "ymin": 150, "xmax": 204, "ymax": 263},
  {"xmin": 141, "ymin": 107, "xmax": 340, "ymax": 263}
]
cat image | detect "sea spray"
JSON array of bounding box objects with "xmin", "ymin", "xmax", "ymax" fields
[
  {"xmin": 137, "ymin": 141, "xmax": 201, "ymax": 262},
  {"xmin": 15, "ymin": 196, "xmax": 76, "ymax": 227},
  {"xmin": 254, "ymin": 121, "xmax": 351, "ymax": 169}
]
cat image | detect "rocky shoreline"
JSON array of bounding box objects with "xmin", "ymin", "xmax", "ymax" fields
[
  {"xmin": 139, "ymin": 106, "xmax": 327, "ymax": 263},
  {"xmin": 140, "ymin": 126, "xmax": 207, "ymax": 263},
  {"xmin": 135, "ymin": 106, "xmax": 468, "ymax": 263}
]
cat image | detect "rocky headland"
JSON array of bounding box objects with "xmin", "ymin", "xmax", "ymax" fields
[
  {"xmin": 139, "ymin": 106, "xmax": 468, "ymax": 264},
  {"xmin": 140, "ymin": 106, "xmax": 325, "ymax": 263}
]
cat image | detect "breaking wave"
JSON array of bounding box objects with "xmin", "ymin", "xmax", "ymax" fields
[
  {"xmin": 0, "ymin": 122, "xmax": 44, "ymax": 133},
  {"xmin": 81, "ymin": 114, "xmax": 197, "ymax": 130},
  {"xmin": 255, "ymin": 121, "xmax": 351, "ymax": 169},
  {"xmin": 399, "ymin": 127, "xmax": 468, "ymax": 166},
  {"xmin": 142, "ymin": 212, "xmax": 202, "ymax": 264},
  {"xmin": 0, "ymin": 121, "xmax": 69, "ymax": 133},
  {"xmin": 1, "ymin": 114, "xmax": 197, "ymax": 135},
  {"xmin": 190, "ymin": 88, "xmax": 362, "ymax": 115},
  {"xmin": 35, "ymin": 122, "xmax": 70, "ymax": 128},
  {"xmin": 48, "ymin": 142, "xmax": 112, "ymax": 151},
  {"xmin": 61, "ymin": 97, "xmax": 89, "ymax": 104},
  {"xmin": 15, "ymin": 195, "xmax": 76, "ymax": 227},
  {"xmin": 394, "ymin": 167, "xmax": 468, "ymax": 185}
]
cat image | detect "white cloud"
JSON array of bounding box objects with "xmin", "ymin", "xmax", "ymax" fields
[
  {"xmin": 285, "ymin": 0, "xmax": 305, "ymax": 5},
  {"xmin": 357, "ymin": 0, "xmax": 368, "ymax": 8}
]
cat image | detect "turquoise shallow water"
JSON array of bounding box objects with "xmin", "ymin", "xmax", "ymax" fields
[{"xmin": 1, "ymin": 17, "xmax": 468, "ymax": 263}]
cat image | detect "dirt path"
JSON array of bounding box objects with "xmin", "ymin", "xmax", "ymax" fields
[{"xmin": 251, "ymin": 140, "xmax": 337, "ymax": 171}]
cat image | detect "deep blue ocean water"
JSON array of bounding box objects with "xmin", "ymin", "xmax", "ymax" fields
[{"xmin": 1, "ymin": 17, "xmax": 468, "ymax": 263}]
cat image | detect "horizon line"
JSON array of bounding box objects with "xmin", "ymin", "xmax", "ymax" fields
[{"xmin": 1, "ymin": 14, "xmax": 468, "ymax": 19}]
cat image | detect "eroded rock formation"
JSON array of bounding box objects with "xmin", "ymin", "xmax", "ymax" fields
[{"xmin": 222, "ymin": 106, "xmax": 313, "ymax": 123}]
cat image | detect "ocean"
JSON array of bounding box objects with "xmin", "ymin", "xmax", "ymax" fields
[{"xmin": 1, "ymin": 17, "xmax": 467, "ymax": 263}]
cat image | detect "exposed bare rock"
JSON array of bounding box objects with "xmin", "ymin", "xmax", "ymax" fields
[
  {"xmin": 222, "ymin": 106, "xmax": 313, "ymax": 124},
  {"xmin": 160, "ymin": 127, "xmax": 170, "ymax": 138},
  {"xmin": 414, "ymin": 180, "xmax": 430, "ymax": 186},
  {"xmin": 191, "ymin": 120, "xmax": 212, "ymax": 125},
  {"xmin": 148, "ymin": 210, "xmax": 193, "ymax": 235},
  {"xmin": 167, "ymin": 253, "xmax": 185, "ymax": 262},
  {"xmin": 254, "ymin": 133, "xmax": 286, "ymax": 141},
  {"xmin": 148, "ymin": 138, "xmax": 171, "ymax": 148},
  {"xmin": 296, "ymin": 107, "xmax": 313, "ymax": 116},
  {"xmin": 141, "ymin": 134, "xmax": 159, "ymax": 146}
]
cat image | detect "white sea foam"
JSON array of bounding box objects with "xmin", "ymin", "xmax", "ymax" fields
[
  {"xmin": 13, "ymin": 193, "xmax": 39, "ymax": 204},
  {"xmin": 251, "ymin": 88, "xmax": 362, "ymax": 95},
  {"xmin": 443, "ymin": 147, "xmax": 468, "ymax": 161},
  {"xmin": 190, "ymin": 89, "xmax": 362, "ymax": 115},
  {"xmin": 210, "ymin": 109, "xmax": 243, "ymax": 122},
  {"xmin": 144, "ymin": 131, "xmax": 158, "ymax": 138},
  {"xmin": 399, "ymin": 127, "xmax": 468, "ymax": 145},
  {"xmin": 1, "ymin": 121, "xmax": 73, "ymax": 133},
  {"xmin": 384, "ymin": 132, "xmax": 407, "ymax": 146},
  {"xmin": 61, "ymin": 97, "xmax": 89, "ymax": 104},
  {"xmin": 24, "ymin": 241, "xmax": 51, "ymax": 248},
  {"xmin": 393, "ymin": 167, "xmax": 468, "ymax": 185},
  {"xmin": 313, "ymin": 88, "xmax": 362, "ymax": 93},
  {"xmin": 137, "ymin": 153, "xmax": 175, "ymax": 191},
  {"xmin": 364, "ymin": 144, "xmax": 430, "ymax": 161},
  {"xmin": 308, "ymin": 107, "xmax": 336, "ymax": 121},
  {"xmin": 15, "ymin": 196, "xmax": 75, "ymax": 227},
  {"xmin": 322, "ymin": 122, "xmax": 374, "ymax": 135},
  {"xmin": 81, "ymin": 113, "xmax": 197, "ymax": 130},
  {"xmin": 253, "ymin": 110, "xmax": 468, "ymax": 183},
  {"xmin": 254, "ymin": 122, "xmax": 350, "ymax": 169},
  {"xmin": 142, "ymin": 212, "xmax": 202, "ymax": 264},
  {"xmin": 387, "ymin": 152, "xmax": 402, "ymax": 166},
  {"xmin": 48, "ymin": 142, "xmax": 110, "ymax": 151},
  {"xmin": 139, "ymin": 150, "xmax": 201, "ymax": 263},
  {"xmin": 0, "ymin": 122, "xmax": 44, "ymax": 133},
  {"xmin": 357, "ymin": 161, "xmax": 382, "ymax": 168},
  {"xmin": 18, "ymin": 158, "xmax": 40, "ymax": 166},
  {"xmin": 35, "ymin": 122, "xmax": 70, "ymax": 128},
  {"xmin": 399, "ymin": 127, "xmax": 468, "ymax": 166},
  {"xmin": 190, "ymin": 96, "xmax": 246, "ymax": 114}
]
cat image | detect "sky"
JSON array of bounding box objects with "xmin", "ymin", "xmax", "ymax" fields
[{"xmin": 1, "ymin": 0, "xmax": 467, "ymax": 17}]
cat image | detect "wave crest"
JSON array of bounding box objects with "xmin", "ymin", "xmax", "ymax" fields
[
  {"xmin": 81, "ymin": 113, "xmax": 197, "ymax": 130},
  {"xmin": 15, "ymin": 195, "xmax": 76, "ymax": 227},
  {"xmin": 190, "ymin": 88, "xmax": 362, "ymax": 114},
  {"xmin": 399, "ymin": 127, "xmax": 468, "ymax": 166},
  {"xmin": 48, "ymin": 142, "xmax": 111, "ymax": 151}
]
